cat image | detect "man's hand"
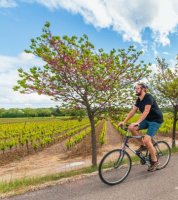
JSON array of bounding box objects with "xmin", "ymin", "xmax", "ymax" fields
[{"xmin": 118, "ymin": 121, "xmax": 125, "ymax": 127}]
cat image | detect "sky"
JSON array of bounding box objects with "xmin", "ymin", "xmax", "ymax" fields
[{"xmin": 0, "ymin": 0, "xmax": 178, "ymax": 109}]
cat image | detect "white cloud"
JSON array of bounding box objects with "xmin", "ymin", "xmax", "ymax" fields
[
  {"xmin": 151, "ymin": 43, "xmax": 159, "ymax": 57},
  {"xmin": 29, "ymin": 0, "xmax": 178, "ymax": 46},
  {"xmin": 0, "ymin": 0, "xmax": 17, "ymax": 8},
  {"xmin": 1, "ymin": 0, "xmax": 178, "ymax": 46},
  {"xmin": 148, "ymin": 63, "xmax": 159, "ymax": 74},
  {"xmin": 0, "ymin": 52, "xmax": 44, "ymax": 73},
  {"xmin": 0, "ymin": 53, "xmax": 57, "ymax": 108},
  {"xmin": 169, "ymin": 55, "xmax": 178, "ymax": 68}
]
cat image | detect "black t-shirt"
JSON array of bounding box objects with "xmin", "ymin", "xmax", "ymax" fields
[{"xmin": 135, "ymin": 93, "xmax": 163, "ymax": 123}]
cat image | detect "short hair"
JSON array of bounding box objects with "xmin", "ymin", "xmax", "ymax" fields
[{"xmin": 137, "ymin": 83, "xmax": 148, "ymax": 89}]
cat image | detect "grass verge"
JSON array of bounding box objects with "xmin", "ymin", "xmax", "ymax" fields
[{"xmin": 0, "ymin": 165, "xmax": 97, "ymax": 195}]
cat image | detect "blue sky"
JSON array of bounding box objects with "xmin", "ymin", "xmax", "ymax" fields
[{"xmin": 0, "ymin": 0, "xmax": 178, "ymax": 108}]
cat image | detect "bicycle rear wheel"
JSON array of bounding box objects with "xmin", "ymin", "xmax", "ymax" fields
[
  {"xmin": 98, "ymin": 149, "xmax": 132, "ymax": 185},
  {"xmin": 154, "ymin": 141, "xmax": 171, "ymax": 169}
]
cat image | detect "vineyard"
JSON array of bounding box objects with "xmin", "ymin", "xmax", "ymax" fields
[
  {"xmin": 0, "ymin": 117, "xmax": 108, "ymax": 156},
  {"xmin": 0, "ymin": 114, "xmax": 177, "ymax": 182},
  {"xmin": 0, "ymin": 113, "xmax": 176, "ymax": 156},
  {"xmin": 0, "ymin": 118, "xmax": 88, "ymax": 153}
]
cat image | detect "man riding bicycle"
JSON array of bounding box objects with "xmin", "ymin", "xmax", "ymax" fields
[{"xmin": 118, "ymin": 83, "xmax": 163, "ymax": 172}]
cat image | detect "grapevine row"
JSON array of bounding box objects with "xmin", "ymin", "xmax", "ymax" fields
[{"xmin": 99, "ymin": 120, "xmax": 107, "ymax": 145}]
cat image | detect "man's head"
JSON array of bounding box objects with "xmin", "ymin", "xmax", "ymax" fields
[{"xmin": 134, "ymin": 83, "xmax": 148, "ymax": 96}]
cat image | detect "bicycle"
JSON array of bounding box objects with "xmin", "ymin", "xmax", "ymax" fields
[{"xmin": 98, "ymin": 125, "xmax": 171, "ymax": 185}]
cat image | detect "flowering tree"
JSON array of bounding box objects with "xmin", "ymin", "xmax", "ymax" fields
[
  {"xmin": 14, "ymin": 22, "xmax": 150, "ymax": 166},
  {"xmin": 151, "ymin": 57, "xmax": 178, "ymax": 147}
]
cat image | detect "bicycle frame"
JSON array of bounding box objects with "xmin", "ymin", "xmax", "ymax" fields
[{"xmin": 120, "ymin": 135, "xmax": 150, "ymax": 165}]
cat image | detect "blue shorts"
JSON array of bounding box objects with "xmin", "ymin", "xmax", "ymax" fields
[{"xmin": 138, "ymin": 120, "xmax": 162, "ymax": 137}]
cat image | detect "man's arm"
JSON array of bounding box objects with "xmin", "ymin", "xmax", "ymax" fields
[
  {"xmin": 123, "ymin": 106, "xmax": 138, "ymax": 123},
  {"xmin": 136, "ymin": 105, "xmax": 151, "ymax": 124}
]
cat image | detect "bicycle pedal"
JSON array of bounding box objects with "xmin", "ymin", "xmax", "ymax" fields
[{"xmin": 140, "ymin": 159, "xmax": 146, "ymax": 165}]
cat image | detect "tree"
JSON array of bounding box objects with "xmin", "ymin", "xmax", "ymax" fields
[
  {"xmin": 23, "ymin": 108, "xmax": 38, "ymax": 117},
  {"xmin": 1, "ymin": 108, "xmax": 25, "ymax": 118},
  {"xmin": 14, "ymin": 22, "xmax": 150, "ymax": 166},
  {"xmin": 151, "ymin": 57, "xmax": 178, "ymax": 148}
]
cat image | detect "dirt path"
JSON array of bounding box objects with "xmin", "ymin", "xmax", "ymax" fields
[
  {"xmin": 105, "ymin": 120, "xmax": 122, "ymax": 145},
  {"xmin": 97, "ymin": 120, "xmax": 122, "ymax": 154},
  {"xmin": 0, "ymin": 121, "xmax": 177, "ymax": 182}
]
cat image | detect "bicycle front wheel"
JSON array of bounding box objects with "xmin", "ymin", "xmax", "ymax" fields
[
  {"xmin": 154, "ymin": 141, "xmax": 171, "ymax": 169},
  {"xmin": 98, "ymin": 149, "xmax": 132, "ymax": 185}
]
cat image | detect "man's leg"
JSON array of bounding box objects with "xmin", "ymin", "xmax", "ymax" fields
[
  {"xmin": 128, "ymin": 121, "xmax": 147, "ymax": 145},
  {"xmin": 128, "ymin": 124, "xmax": 144, "ymax": 145},
  {"xmin": 145, "ymin": 122, "xmax": 162, "ymax": 171},
  {"xmin": 143, "ymin": 135, "xmax": 157, "ymax": 161},
  {"xmin": 145, "ymin": 121, "xmax": 162, "ymax": 161}
]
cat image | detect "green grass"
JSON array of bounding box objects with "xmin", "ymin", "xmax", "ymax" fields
[
  {"xmin": 171, "ymin": 146, "xmax": 178, "ymax": 153},
  {"xmin": 0, "ymin": 166, "xmax": 97, "ymax": 194}
]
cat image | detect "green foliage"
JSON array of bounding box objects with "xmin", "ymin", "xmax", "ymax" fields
[
  {"xmin": 150, "ymin": 57, "xmax": 178, "ymax": 107},
  {"xmin": 0, "ymin": 118, "xmax": 90, "ymax": 153},
  {"xmin": 65, "ymin": 120, "xmax": 101, "ymax": 149},
  {"xmin": 149, "ymin": 56, "xmax": 178, "ymax": 147},
  {"xmin": 14, "ymin": 22, "xmax": 150, "ymax": 113},
  {"xmin": 0, "ymin": 107, "xmax": 86, "ymax": 118},
  {"xmin": 99, "ymin": 120, "xmax": 107, "ymax": 145}
]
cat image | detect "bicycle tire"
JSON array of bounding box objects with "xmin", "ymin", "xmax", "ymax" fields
[
  {"xmin": 154, "ymin": 141, "xmax": 171, "ymax": 169},
  {"xmin": 98, "ymin": 149, "xmax": 132, "ymax": 185},
  {"xmin": 147, "ymin": 141, "xmax": 171, "ymax": 169}
]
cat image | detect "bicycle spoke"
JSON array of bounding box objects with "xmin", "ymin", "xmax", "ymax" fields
[{"xmin": 99, "ymin": 149, "xmax": 131, "ymax": 185}]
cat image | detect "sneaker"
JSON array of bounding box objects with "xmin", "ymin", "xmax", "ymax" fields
[
  {"xmin": 147, "ymin": 161, "xmax": 160, "ymax": 172},
  {"xmin": 135, "ymin": 145, "xmax": 147, "ymax": 154}
]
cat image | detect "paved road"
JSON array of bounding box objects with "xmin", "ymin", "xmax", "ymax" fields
[{"xmin": 5, "ymin": 154, "xmax": 178, "ymax": 200}]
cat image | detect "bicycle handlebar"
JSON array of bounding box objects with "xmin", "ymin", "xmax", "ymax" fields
[
  {"xmin": 119, "ymin": 125, "xmax": 129, "ymax": 131},
  {"xmin": 119, "ymin": 124, "xmax": 138, "ymax": 131},
  {"xmin": 119, "ymin": 124, "xmax": 144, "ymax": 139}
]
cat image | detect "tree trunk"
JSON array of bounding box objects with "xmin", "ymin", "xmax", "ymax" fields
[
  {"xmin": 172, "ymin": 107, "xmax": 177, "ymax": 148},
  {"xmin": 87, "ymin": 109, "xmax": 97, "ymax": 167}
]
